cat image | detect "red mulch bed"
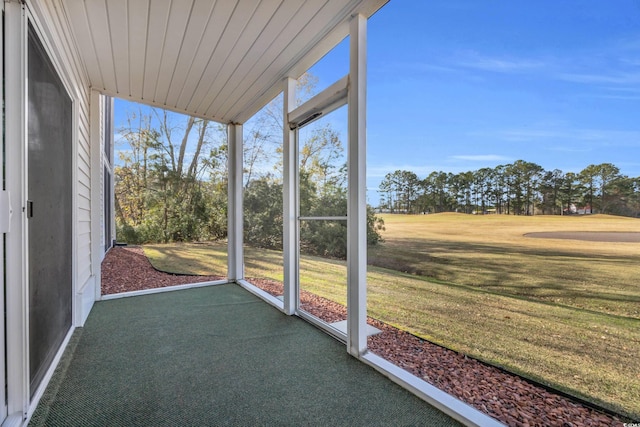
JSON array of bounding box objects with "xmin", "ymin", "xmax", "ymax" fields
[
  {"xmin": 102, "ymin": 246, "xmax": 627, "ymax": 427},
  {"xmin": 101, "ymin": 246, "xmax": 224, "ymax": 294}
]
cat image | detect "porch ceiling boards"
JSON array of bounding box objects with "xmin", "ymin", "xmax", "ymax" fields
[{"xmin": 60, "ymin": 0, "xmax": 387, "ymax": 124}]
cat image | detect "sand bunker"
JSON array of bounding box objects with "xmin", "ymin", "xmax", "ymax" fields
[{"xmin": 524, "ymin": 231, "xmax": 640, "ymax": 242}]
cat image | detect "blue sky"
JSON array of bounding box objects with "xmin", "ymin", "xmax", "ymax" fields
[
  {"xmin": 116, "ymin": 1, "xmax": 640, "ymax": 204},
  {"xmin": 368, "ymin": 1, "xmax": 640, "ymax": 192},
  {"xmin": 305, "ymin": 1, "xmax": 640, "ymax": 201}
]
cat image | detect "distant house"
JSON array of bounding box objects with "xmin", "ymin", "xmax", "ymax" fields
[
  {"xmin": 563, "ymin": 204, "xmax": 595, "ymax": 215},
  {"xmin": 577, "ymin": 205, "xmax": 594, "ymax": 215}
]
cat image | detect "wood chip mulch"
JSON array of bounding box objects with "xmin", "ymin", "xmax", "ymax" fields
[
  {"xmin": 102, "ymin": 247, "xmax": 628, "ymax": 427},
  {"xmin": 101, "ymin": 246, "xmax": 224, "ymax": 295}
]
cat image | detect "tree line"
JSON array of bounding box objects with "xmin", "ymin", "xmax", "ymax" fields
[
  {"xmin": 115, "ymin": 74, "xmax": 384, "ymax": 258},
  {"xmin": 379, "ymin": 160, "xmax": 640, "ymax": 217},
  {"xmin": 115, "ymin": 110, "xmax": 228, "ymax": 244}
]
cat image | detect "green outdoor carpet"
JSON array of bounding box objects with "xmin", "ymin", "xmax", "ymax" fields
[{"xmin": 29, "ymin": 284, "xmax": 461, "ymax": 427}]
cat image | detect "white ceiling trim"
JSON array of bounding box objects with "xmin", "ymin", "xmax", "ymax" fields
[{"xmin": 60, "ymin": 0, "xmax": 388, "ymax": 124}]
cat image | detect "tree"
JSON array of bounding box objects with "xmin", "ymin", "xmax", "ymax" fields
[
  {"xmin": 539, "ymin": 169, "xmax": 564, "ymax": 215},
  {"xmin": 579, "ymin": 164, "xmax": 599, "ymax": 214},
  {"xmin": 242, "ymin": 72, "xmax": 320, "ymax": 184},
  {"xmin": 474, "ymin": 167, "xmax": 493, "ymax": 214},
  {"xmin": 606, "ymin": 175, "xmax": 636, "ymax": 216},
  {"xmin": 115, "ymin": 108, "xmax": 228, "ymax": 243},
  {"xmin": 244, "ymin": 176, "xmax": 283, "ymax": 249},
  {"xmin": 448, "ymin": 172, "xmax": 472, "ymax": 213},
  {"xmin": 595, "ymin": 163, "xmax": 621, "ymax": 214},
  {"xmin": 420, "ymin": 171, "xmax": 451, "ymax": 213},
  {"xmin": 490, "ymin": 165, "xmax": 507, "ymax": 214},
  {"xmin": 114, "ymin": 112, "xmax": 161, "ymax": 235},
  {"xmin": 379, "ymin": 171, "xmax": 402, "ymax": 213},
  {"xmin": 558, "ymin": 172, "xmax": 582, "ymax": 214},
  {"xmin": 504, "ymin": 160, "xmax": 543, "ymax": 215},
  {"xmin": 299, "ymin": 124, "xmax": 345, "ymax": 196},
  {"xmin": 241, "ymin": 72, "xmax": 384, "ymax": 257},
  {"xmin": 379, "ymin": 170, "xmax": 422, "ymax": 214},
  {"xmin": 243, "ymin": 127, "xmax": 276, "ymax": 188},
  {"xmin": 458, "ymin": 171, "xmax": 475, "ymax": 214},
  {"xmin": 379, "ymin": 175, "xmax": 394, "ymax": 212},
  {"xmin": 400, "ymin": 170, "xmax": 421, "ymax": 213},
  {"xmin": 372, "ymin": 161, "xmax": 639, "ymax": 218}
]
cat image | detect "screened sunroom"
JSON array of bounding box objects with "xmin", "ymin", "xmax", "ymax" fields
[{"xmin": 0, "ymin": 0, "xmax": 504, "ymax": 426}]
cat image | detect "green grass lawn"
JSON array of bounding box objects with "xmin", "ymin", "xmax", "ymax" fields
[{"xmin": 144, "ymin": 213, "xmax": 640, "ymax": 418}]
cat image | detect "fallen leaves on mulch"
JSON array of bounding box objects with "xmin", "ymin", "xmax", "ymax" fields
[{"xmin": 102, "ymin": 247, "xmax": 627, "ymax": 427}]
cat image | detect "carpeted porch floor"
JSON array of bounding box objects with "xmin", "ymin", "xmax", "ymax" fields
[{"xmin": 29, "ymin": 284, "xmax": 462, "ymax": 426}]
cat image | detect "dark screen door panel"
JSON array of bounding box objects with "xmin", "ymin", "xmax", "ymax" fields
[{"xmin": 27, "ymin": 24, "xmax": 73, "ymax": 396}]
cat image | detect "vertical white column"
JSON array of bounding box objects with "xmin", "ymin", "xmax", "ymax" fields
[
  {"xmin": 108, "ymin": 98, "xmax": 116, "ymax": 253},
  {"xmin": 227, "ymin": 123, "xmax": 244, "ymax": 281},
  {"xmin": 347, "ymin": 14, "xmax": 368, "ymax": 357},
  {"xmin": 283, "ymin": 77, "xmax": 297, "ymax": 315},
  {"xmin": 89, "ymin": 90, "xmax": 103, "ymax": 309},
  {"xmin": 5, "ymin": 0, "xmax": 29, "ymax": 417}
]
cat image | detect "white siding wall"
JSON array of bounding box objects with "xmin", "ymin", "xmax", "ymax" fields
[{"xmin": 29, "ymin": 0, "xmax": 96, "ymax": 325}]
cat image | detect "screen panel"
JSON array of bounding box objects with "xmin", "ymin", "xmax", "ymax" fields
[
  {"xmin": 1, "ymin": 6, "xmax": 7, "ymax": 422},
  {"xmin": 27, "ymin": 23, "xmax": 73, "ymax": 395},
  {"xmin": 104, "ymin": 166, "xmax": 111, "ymax": 251}
]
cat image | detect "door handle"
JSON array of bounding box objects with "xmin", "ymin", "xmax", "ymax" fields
[{"xmin": 26, "ymin": 200, "xmax": 34, "ymax": 218}]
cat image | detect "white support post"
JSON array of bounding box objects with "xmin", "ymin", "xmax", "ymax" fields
[
  {"xmin": 108, "ymin": 97, "xmax": 116, "ymax": 253},
  {"xmin": 89, "ymin": 90, "xmax": 103, "ymax": 306},
  {"xmin": 5, "ymin": 0, "xmax": 29, "ymax": 419},
  {"xmin": 347, "ymin": 14, "xmax": 368, "ymax": 357},
  {"xmin": 283, "ymin": 77, "xmax": 297, "ymax": 315},
  {"xmin": 227, "ymin": 123, "xmax": 244, "ymax": 281}
]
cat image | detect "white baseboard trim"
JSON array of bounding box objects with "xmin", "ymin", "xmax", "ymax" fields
[
  {"xmin": 360, "ymin": 352, "xmax": 505, "ymax": 427},
  {"xmin": 236, "ymin": 279, "xmax": 284, "ymax": 311},
  {"xmin": 100, "ymin": 279, "xmax": 229, "ymax": 300}
]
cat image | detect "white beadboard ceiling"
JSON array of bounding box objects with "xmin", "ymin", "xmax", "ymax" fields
[{"xmin": 61, "ymin": 0, "xmax": 388, "ymax": 124}]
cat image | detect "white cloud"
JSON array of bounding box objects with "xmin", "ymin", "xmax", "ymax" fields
[
  {"xmin": 545, "ymin": 145, "xmax": 592, "ymax": 153},
  {"xmin": 378, "ymin": 61, "xmax": 461, "ymax": 75},
  {"xmin": 473, "ymin": 127, "xmax": 640, "ymax": 146},
  {"xmin": 450, "ymin": 154, "xmax": 511, "ymax": 162},
  {"xmin": 556, "ymin": 72, "xmax": 640, "ymax": 85},
  {"xmin": 454, "ymin": 51, "xmax": 545, "ymax": 73},
  {"xmin": 447, "ymin": 42, "xmax": 640, "ymax": 97}
]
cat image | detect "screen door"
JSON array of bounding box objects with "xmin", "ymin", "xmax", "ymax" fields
[
  {"xmin": 27, "ymin": 23, "xmax": 73, "ymax": 396},
  {"xmin": 296, "ymin": 105, "xmax": 349, "ymax": 331},
  {"xmin": 1, "ymin": 5, "xmax": 7, "ymax": 422}
]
